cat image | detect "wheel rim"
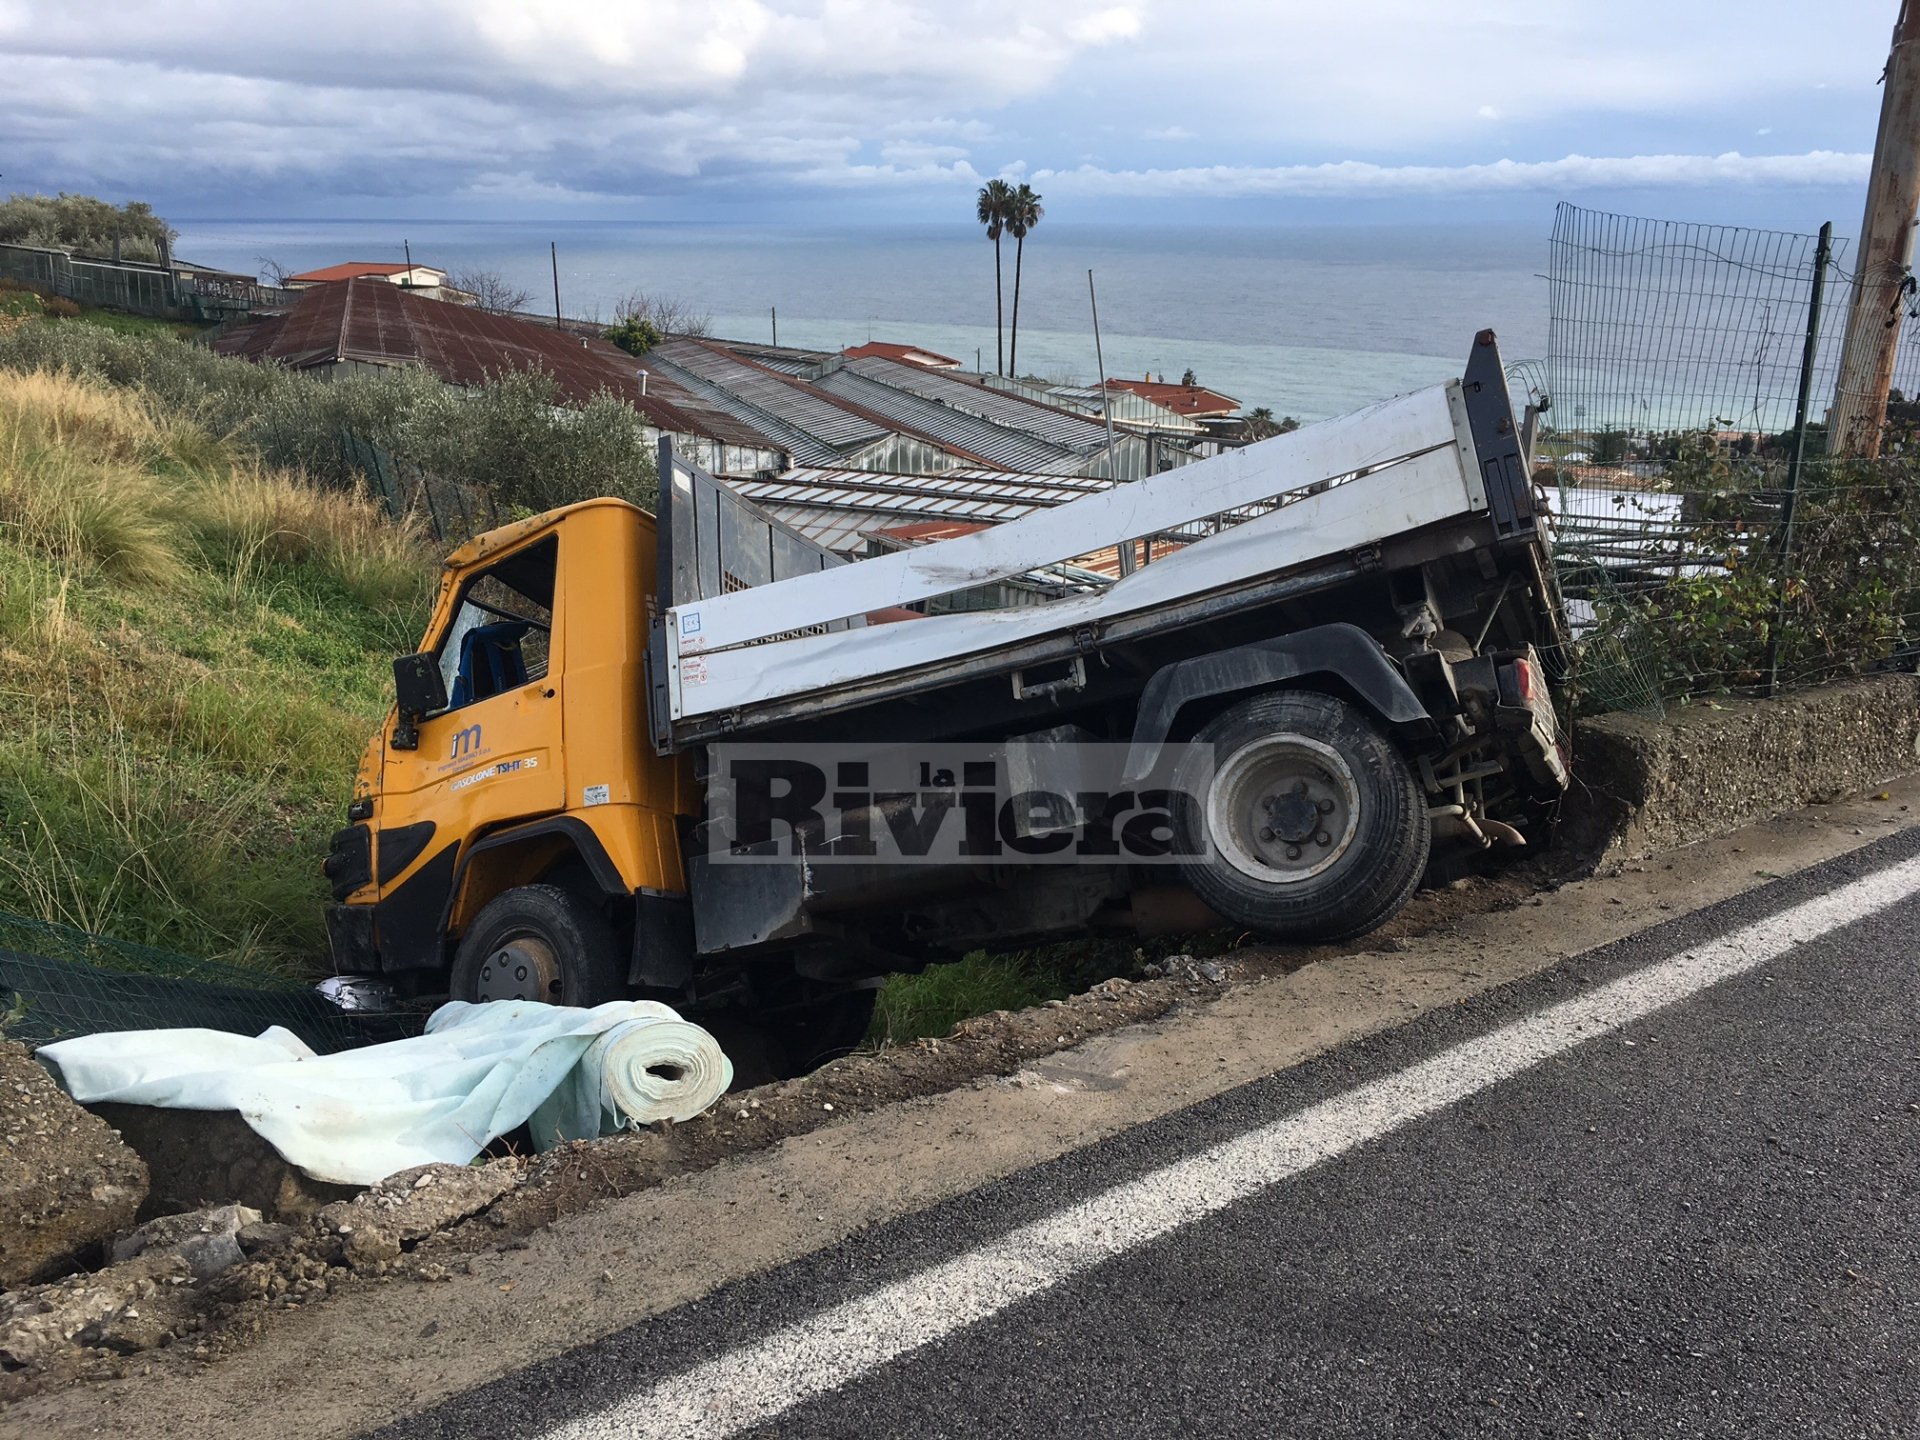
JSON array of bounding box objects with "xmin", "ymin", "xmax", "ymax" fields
[
  {"xmin": 1205, "ymin": 734, "xmax": 1361, "ymax": 885},
  {"xmin": 471, "ymin": 932, "xmax": 564, "ymax": 1003}
]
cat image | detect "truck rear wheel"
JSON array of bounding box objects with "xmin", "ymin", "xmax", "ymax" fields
[
  {"xmin": 450, "ymin": 883, "xmax": 626, "ymax": 1008},
  {"xmin": 1173, "ymin": 690, "xmax": 1428, "ymax": 942}
]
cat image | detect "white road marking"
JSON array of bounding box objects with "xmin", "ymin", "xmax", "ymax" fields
[{"xmin": 545, "ymin": 852, "xmax": 1920, "ymax": 1439}]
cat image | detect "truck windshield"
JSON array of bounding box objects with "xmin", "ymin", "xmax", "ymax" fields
[{"xmin": 434, "ymin": 538, "xmax": 556, "ymax": 711}]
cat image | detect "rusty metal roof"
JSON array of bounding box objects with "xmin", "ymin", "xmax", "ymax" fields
[{"xmin": 211, "ymin": 280, "xmax": 783, "ymax": 456}]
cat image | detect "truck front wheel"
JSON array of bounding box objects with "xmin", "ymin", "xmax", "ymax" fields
[
  {"xmin": 450, "ymin": 884, "xmax": 626, "ymax": 1008},
  {"xmin": 1173, "ymin": 690, "xmax": 1429, "ymax": 942}
]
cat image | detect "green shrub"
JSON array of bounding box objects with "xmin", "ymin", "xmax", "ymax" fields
[
  {"xmin": 1578, "ymin": 433, "xmax": 1920, "ymax": 701},
  {"xmin": 0, "ymin": 192, "xmax": 174, "ymax": 264},
  {"xmin": 0, "ymin": 322, "xmax": 658, "ymax": 513}
]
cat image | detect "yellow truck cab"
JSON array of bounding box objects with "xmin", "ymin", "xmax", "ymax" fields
[{"xmin": 326, "ymin": 500, "xmax": 699, "ymax": 1001}]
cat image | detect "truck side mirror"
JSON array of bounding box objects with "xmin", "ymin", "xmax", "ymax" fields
[{"xmin": 392, "ymin": 653, "xmax": 448, "ymax": 751}]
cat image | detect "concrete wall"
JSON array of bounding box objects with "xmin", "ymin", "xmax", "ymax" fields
[{"xmin": 1572, "ymin": 673, "xmax": 1920, "ymax": 858}]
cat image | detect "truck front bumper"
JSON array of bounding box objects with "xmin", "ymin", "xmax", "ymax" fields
[{"xmin": 324, "ymin": 903, "xmax": 379, "ymax": 973}]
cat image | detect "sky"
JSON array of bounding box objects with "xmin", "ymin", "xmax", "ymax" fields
[{"xmin": 0, "ymin": 0, "xmax": 1901, "ymax": 226}]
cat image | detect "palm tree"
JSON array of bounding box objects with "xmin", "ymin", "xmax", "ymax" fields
[
  {"xmin": 1006, "ymin": 184, "xmax": 1044, "ymax": 377},
  {"xmin": 976, "ymin": 179, "xmax": 1015, "ymax": 374}
]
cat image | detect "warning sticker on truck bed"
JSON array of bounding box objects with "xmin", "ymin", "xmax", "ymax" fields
[{"xmin": 679, "ymin": 655, "xmax": 709, "ymax": 686}]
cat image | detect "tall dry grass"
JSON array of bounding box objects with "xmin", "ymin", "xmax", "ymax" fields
[
  {"xmin": 0, "ymin": 365, "xmax": 435, "ymax": 970},
  {"xmin": 0, "ymin": 366, "xmax": 428, "ymax": 608},
  {"xmin": 0, "ymin": 369, "xmax": 187, "ymax": 586}
]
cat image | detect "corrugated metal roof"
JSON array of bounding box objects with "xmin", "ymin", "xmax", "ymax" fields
[
  {"xmin": 812, "ymin": 366, "xmax": 1084, "ymax": 474},
  {"xmin": 656, "ymin": 338, "xmax": 894, "ymax": 450},
  {"xmin": 842, "ymin": 355, "xmax": 1117, "ymax": 453},
  {"xmin": 709, "ymin": 339, "xmax": 834, "ymax": 376},
  {"xmin": 726, "ymin": 464, "xmax": 1113, "ymax": 557},
  {"xmin": 211, "ymin": 281, "xmax": 784, "ymax": 457},
  {"xmin": 644, "ymin": 350, "xmax": 845, "ymax": 467}
]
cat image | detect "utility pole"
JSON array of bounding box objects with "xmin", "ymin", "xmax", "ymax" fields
[
  {"xmin": 551, "ymin": 242, "xmax": 563, "ymax": 331},
  {"xmin": 1830, "ymin": 0, "xmax": 1920, "ymax": 457}
]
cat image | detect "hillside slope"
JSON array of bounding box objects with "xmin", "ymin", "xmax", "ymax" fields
[{"xmin": 0, "ymin": 366, "xmax": 433, "ymax": 973}]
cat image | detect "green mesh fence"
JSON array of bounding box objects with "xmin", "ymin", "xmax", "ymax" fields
[
  {"xmin": 1544, "ymin": 202, "xmax": 1920, "ymax": 715},
  {"xmin": 342, "ymin": 430, "xmax": 499, "ymax": 546},
  {"xmin": 0, "ymin": 911, "xmax": 420, "ymax": 1055}
]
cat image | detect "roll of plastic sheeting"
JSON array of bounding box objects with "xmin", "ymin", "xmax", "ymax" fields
[
  {"xmin": 38, "ymin": 999, "xmax": 734, "ymax": 1187},
  {"xmin": 527, "ymin": 1006, "xmax": 734, "ymax": 1149}
]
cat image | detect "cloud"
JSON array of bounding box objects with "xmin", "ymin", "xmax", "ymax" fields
[
  {"xmin": 1068, "ymin": 7, "xmax": 1142, "ymax": 44},
  {"xmin": 1032, "ymin": 150, "xmax": 1872, "ymax": 198},
  {"xmin": 0, "ymin": 0, "xmax": 1887, "ymax": 212},
  {"xmin": 0, "ymin": 0, "xmax": 1148, "ymax": 204}
]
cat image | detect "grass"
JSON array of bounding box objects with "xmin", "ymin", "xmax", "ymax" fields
[
  {"xmin": 0, "ymin": 366, "xmax": 434, "ymax": 973},
  {"xmin": 865, "ymin": 931, "xmax": 1234, "ymax": 1048},
  {"xmin": 0, "ymin": 281, "xmax": 214, "ymax": 341}
]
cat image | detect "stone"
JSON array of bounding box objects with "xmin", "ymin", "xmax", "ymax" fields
[
  {"xmin": 317, "ymin": 1161, "xmax": 519, "ymax": 1270},
  {"xmin": 0, "ymin": 1250, "xmax": 191, "ymax": 1371},
  {"xmin": 111, "ymin": 1202, "xmax": 261, "ymax": 1282},
  {"xmin": 0, "ymin": 1040, "xmax": 148, "ymax": 1288}
]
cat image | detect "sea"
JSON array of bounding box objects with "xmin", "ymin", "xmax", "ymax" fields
[{"xmin": 172, "ymin": 219, "xmax": 1555, "ymax": 420}]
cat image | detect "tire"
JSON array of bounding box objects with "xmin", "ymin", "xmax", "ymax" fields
[
  {"xmin": 450, "ymin": 883, "xmax": 627, "ymax": 1008},
  {"xmin": 1172, "ymin": 690, "xmax": 1429, "ymax": 942}
]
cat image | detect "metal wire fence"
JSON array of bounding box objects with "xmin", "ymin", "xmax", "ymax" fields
[
  {"xmin": 1544, "ymin": 202, "xmax": 1920, "ymax": 715},
  {"xmin": 0, "ymin": 910, "xmax": 419, "ymax": 1053}
]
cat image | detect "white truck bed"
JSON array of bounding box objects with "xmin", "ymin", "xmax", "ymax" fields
[{"xmin": 661, "ymin": 378, "xmax": 1487, "ymax": 731}]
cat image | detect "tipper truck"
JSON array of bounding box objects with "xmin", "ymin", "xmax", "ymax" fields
[{"xmin": 325, "ymin": 331, "xmax": 1569, "ymax": 1070}]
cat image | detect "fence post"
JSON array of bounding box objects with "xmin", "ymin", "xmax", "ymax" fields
[{"xmin": 1765, "ymin": 220, "xmax": 1834, "ymax": 697}]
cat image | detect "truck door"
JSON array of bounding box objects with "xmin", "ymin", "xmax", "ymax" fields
[{"xmin": 373, "ymin": 534, "xmax": 567, "ymax": 962}]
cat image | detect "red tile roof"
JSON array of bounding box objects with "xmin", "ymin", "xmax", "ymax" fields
[
  {"xmin": 841, "ymin": 340, "xmax": 961, "ymax": 369},
  {"xmin": 211, "ymin": 279, "xmax": 783, "ymax": 456},
  {"xmin": 1103, "ymin": 377, "xmax": 1241, "ymax": 417},
  {"xmin": 287, "ymin": 261, "xmax": 427, "ymax": 283}
]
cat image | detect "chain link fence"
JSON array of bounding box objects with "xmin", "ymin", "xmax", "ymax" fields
[{"xmin": 1543, "ymin": 202, "xmax": 1920, "ymax": 716}]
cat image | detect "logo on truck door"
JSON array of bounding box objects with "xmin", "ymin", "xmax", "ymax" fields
[{"xmin": 450, "ymin": 725, "xmax": 483, "ymax": 760}]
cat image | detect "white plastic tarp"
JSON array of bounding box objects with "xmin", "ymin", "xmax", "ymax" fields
[{"xmin": 37, "ymin": 999, "xmax": 733, "ymax": 1186}]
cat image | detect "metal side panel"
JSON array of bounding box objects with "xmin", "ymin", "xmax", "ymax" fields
[
  {"xmin": 671, "ymin": 438, "xmax": 1481, "ymax": 723},
  {"xmin": 666, "ymin": 380, "xmax": 1468, "ymax": 660}
]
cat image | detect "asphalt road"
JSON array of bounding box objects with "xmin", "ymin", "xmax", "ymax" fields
[{"xmin": 375, "ymin": 829, "xmax": 1920, "ymax": 1440}]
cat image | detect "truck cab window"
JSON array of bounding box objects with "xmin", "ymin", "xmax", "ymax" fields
[{"xmin": 434, "ymin": 537, "xmax": 556, "ymax": 712}]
